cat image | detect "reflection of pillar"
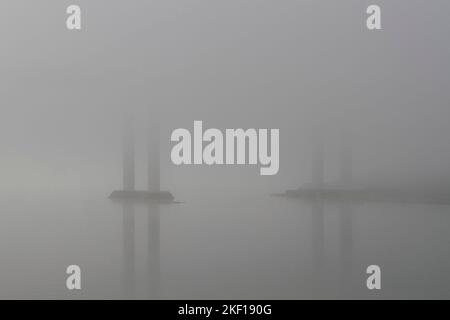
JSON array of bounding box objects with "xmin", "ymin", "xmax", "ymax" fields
[
  {"xmin": 339, "ymin": 133, "xmax": 352, "ymax": 188},
  {"xmin": 311, "ymin": 200, "xmax": 325, "ymax": 270},
  {"xmin": 147, "ymin": 204, "xmax": 161, "ymax": 298},
  {"xmin": 312, "ymin": 137, "xmax": 324, "ymax": 188},
  {"xmin": 148, "ymin": 123, "xmax": 160, "ymax": 192},
  {"xmin": 311, "ymin": 199, "xmax": 325, "ymax": 297},
  {"xmin": 123, "ymin": 118, "xmax": 135, "ymax": 191},
  {"xmin": 339, "ymin": 201, "xmax": 353, "ymax": 296},
  {"xmin": 122, "ymin": 203, "xmax": 135, "ymax": 298}
]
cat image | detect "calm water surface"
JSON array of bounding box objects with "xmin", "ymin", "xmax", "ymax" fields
[{"xmin": 1, "ymin": 193, "xmax": 449, "ymax": 299}]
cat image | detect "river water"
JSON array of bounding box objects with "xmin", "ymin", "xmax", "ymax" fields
[{"xmin": 1, "ymin": 192, "xmax": 449, "ymax": 299}]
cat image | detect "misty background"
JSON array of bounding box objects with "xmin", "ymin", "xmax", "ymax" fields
[{"xmin": 0, "ymin": 0, "xmax": 450, "ymax": 299}]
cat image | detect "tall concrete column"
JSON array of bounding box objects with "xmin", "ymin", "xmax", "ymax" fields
[
  {"xmin": 148, "ymin": 122, "xmax": 160, "ymax": 192},
  {"xmin": 123, "ymin": 118, "xmax": 135, "ymax": 191},
  {"xmin": 312, "ymin": 136, "xmax": 325, "ymax": 188},
  {"xmin": 339, "ymin": 132, "xmax": 352, "ymax": 188}
]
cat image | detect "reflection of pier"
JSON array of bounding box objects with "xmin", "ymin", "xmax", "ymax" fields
[
  {"xmin": 147, "ymin": 204, "xmax": 161, "ymax": 298},
  {"xmin": 121, "ymin": 203, "xmax": 135, "ymax": 298},
  {"xmin": 285, "ymin": 133, "xmax": 356, "ymax": 297},
  {"xmin": 338, "ymin": 200, "xmax": 353, "ymax": 296},
  {"xmin": 311, "ymin": 201, "xmax": 324, "ymax": 269},
  {"xmin": 311, "ymin": 198, "xmax": 325, "ymax": 296},
  {"xmin": 119, "ymin": 202, "xmax": 163, "ymax": 299},
  {"xmin": 308, "ymin": 197, "xmax": 355, "ymax": 298},
  {"xmin": 110, "ymin": 118, "xmax": 175, "ymax": 298}
]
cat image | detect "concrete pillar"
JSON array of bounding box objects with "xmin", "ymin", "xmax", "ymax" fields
[
  {"xmin": 312, "ymin": 137, "xmax": 325, "ymax": 188},
  {"xmin": 122, "ymin": 118, "xmax": 135, "ymax": 191},
  {"xmin": 339, "ymin": 132, "xmax": 352, "ymax": 188},
  {"xmin": 147, "ymin": 123, "xmax": 160, "ymax": 192}
]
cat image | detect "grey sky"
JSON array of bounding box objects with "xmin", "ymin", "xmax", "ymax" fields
[{"xmin": 1, "ymin": 0, "xmax": 450, "ymax": 196}]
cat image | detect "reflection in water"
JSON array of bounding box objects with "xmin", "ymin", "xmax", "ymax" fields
[
  {"xmin": 122, "ymin": 203, "xmax": 135, "ymax": 298},
  {"xmin": 311, "ymin": 198, "xmax": 325, "ymax": 295},
  {"xmin": 309, "ymin": 198, "xmax": 356, "ymax": 298},
  {"xmin": 147, "ymin": 204, "xmax": 161, "ymax": 299},
  {"xmin": 3, "ymin": 193, "xmax": 450, "ymax": 298},
  {"xmin": 338, "ymin": 200, "xmax": 353, "ymax": 297},
  {"xmin": 119, "ymin": 202, "xmax": 162, "ymax": 299}
]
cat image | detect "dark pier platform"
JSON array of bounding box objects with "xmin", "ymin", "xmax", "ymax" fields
[
  {"xmin": 109, "ymin": 190, "xmax": 177, "ymax": 203},
  {"xmin": 275, "ymin": 186, "xmax": 450, "ymax": 205}
]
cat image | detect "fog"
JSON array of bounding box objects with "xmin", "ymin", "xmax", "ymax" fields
[{"xmin": 1, "ymin": 1, "xmax": 450, "ymax": 299}]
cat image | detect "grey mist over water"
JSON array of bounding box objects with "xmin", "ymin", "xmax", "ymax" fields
[{"xmin": 1, "ymin": 0, "xmax": 450, "ymax": 299}]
